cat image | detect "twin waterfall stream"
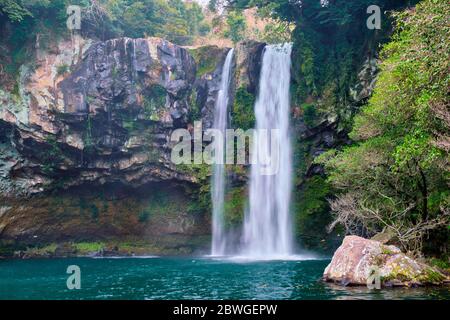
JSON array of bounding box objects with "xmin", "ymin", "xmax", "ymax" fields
[
  {"xmin": 211, "ymin": 48, "xmax": 235, "ymax": 256},
  {"xmin": 211, "ymin": 44, "xmax": 294, "ymax": 259}
]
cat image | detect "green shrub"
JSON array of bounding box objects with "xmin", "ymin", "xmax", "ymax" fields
[
  {"xmin": 301, "ymin": 103, "xmax": 317, "ymax": 127},
  {"xmin": 73, "ymin": 242, "xmax": 105, "ymax": 253},
  {"xmin": 138, "ymin": 210, "xmax": 150, "ymax": 223},
  {"xmin": 224, "ymin": 187, "xmax": 246, "ymax": 228},
  {"xmin": 56, "ymin": 64, "xmax": 69, "ymax": 76},
  {"xmin": 90, "ymin": 204, "xmax": 99, "ymax": 221},
  {"xmin": 189, "ymin": 46, "xmax": 223, "ymax": 77},
  {"xmin": 232, "ymin": 87, "xmax": 255, "ymax": 130}
]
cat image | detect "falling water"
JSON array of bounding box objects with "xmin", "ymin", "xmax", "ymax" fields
[
  {"xmin": 211, "ymin": 48, "xmax": 234, "ymax": 256},
  {"xmin": 241, "ymin": 43, "xmax": 293, "ymax": 259}
]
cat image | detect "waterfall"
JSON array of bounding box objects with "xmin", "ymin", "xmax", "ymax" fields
[
  {"xmin": 241, "ymin": 43, "xmax": 294, "ymax": 259},
  {"xmin": 211, "ymin": 48, "xmax": 234, "ymax": 256}
]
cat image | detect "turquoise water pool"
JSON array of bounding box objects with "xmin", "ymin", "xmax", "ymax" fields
[{"xmin": 0, "ymin": 257, "xmax": 448, "ymax": 300}]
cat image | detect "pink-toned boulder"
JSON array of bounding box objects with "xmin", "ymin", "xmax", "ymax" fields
[{"xmin": 323, "ymin": 236, "xmax": 447, "ymax": 287}]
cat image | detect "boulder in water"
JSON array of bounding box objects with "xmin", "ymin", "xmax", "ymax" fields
[{"xmin": 323, "ymin": 236, "xmax": 448, "ymax": 287}]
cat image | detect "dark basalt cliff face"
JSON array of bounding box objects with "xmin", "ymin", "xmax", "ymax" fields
[
  {"xmin": 0, "ymin": 37, "xmax": 267, "ymax": 195},
  {"xmin": 1, "ymin": 37, "xmax": 212, "ymax": 195},
  {"xmin": 0, "ymin": 36, "xmax": 265, "ymax": 254}
]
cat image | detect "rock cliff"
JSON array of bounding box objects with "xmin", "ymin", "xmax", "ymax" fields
[{"xmin": 0, "ymin": 36, "xmax": 265, "ymax": 254}]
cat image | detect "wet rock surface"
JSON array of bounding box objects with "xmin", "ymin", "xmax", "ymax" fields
[
  {"xmin": 0, "ymin": 37, "xmax": 239, "ymax": 195},
  {"xmin": 323, "ymin": 236, "xmax": 448, "ymax": 287}
]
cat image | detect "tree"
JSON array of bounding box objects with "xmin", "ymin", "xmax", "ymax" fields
[
  {"xmin": 0, "ymin": 0, "xmax": 32, "ymax": 22},
  {"xmin": 208, "ymin": 0, "xmax": 217, "ymax": 13},
  {"xmin": 319, "ymin": 0, "xmax": 450, "ymax": 255},
  {"xmin": 260, "ymin": 20, "xmax": 292, "ymax": 44},
  {"xmin": 224, "ymin": 10, "xmax": 246, "ymax": 44}
]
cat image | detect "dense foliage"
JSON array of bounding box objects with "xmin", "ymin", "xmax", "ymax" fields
[
  {"xmin": 223, "ymin": 10, "xmax": 246, "ymax": 44},
  {"xmin": 0, "ymin": 0, "xmax": 211, "ymax": 87},
  {"xmin": 0, "ymin": 0, "xmax": 210, "ymax": 50},
  {"xmin": 229, "ymin": 0, "xmax": 417, "ymax": 104},
  {"xmin": 319, "ymin": 0, "xmax": 449, "ymax": 255},
  {"xmin": 0, "ymin": 0, "xmax": 299, "ymax": 85}
]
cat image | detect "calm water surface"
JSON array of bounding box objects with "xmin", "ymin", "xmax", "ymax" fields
[{"xmin": 0, "ymin": 257, "xmax": 448, "ymax": 300}]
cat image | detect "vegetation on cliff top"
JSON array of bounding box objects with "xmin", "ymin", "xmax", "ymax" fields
[
  {"xmin": 0, "ymin": 0, "xmax": 210, "ymax": 82},
  {"xmin": 0, "ymin": 0, "xmax": 210, "ymax": 43}
]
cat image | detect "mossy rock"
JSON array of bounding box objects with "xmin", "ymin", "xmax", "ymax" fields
[
  {"xmin": 189, "ymin": 46, "xmax": 226, "ymax": 77},
  {"xmin": 223, "ymin": 186, "xmax": 247, "ymax": 228},
  {"xmin": 142, "ymin": 84, "xmax": 167, "ymax": 121},
  {"xmin": 324, "ymin": 236, "xmax": 449, "ymax": 287},
  {"xmin": 231, "ymin": 86, "xmax": 255, "ymax": 130}
]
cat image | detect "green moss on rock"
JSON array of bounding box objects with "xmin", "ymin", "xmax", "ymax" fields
[
  {"xmin": 300, "ymin": 103, "xmax": 317, "ymax": 128},
  {"xmin": 73, "ymin": 242, "xmax": 105, "ymax": 254},
  {"xmin": 224, "ymin": 186, "xmax": 246, "ymax": 228},
  {"xmin": 294, "ymin": 176, "xmax": 339, "ymax": 252},
  {"xmin": 143, "ymin": 84, "xmax": 167, "ymax": 121},
  {"xmin": 232, "ymin": 86, "xmax": 255, "ymax": 130},
  {"xmin": 189, "ymin": 46, "xmax": 224, "ymax": 77}
]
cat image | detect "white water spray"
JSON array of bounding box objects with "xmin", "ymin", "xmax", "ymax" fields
[
  {"xmin": 211, "ymin": 48, "xmax": 234, "ymax": 256},
  {"xmin": 241, "ymin": 43, "xmax": 294, "ymax": 259}
]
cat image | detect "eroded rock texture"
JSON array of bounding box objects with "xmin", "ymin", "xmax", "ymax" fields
[
  {"xmin": 323, "ymin": 236, "xmax": 448, "ymax": 287},
  {"xmin": 0, "ymin": 37, "xmax": 230, "ymax": 195},
  {"xmin": 0, "ymin": 36, "xmax": 265, "ymax": 251}
]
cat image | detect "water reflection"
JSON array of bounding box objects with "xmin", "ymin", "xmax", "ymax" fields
[{"xmin": 324, "ymin": 283, "xmax": 450, "ymax": 300}]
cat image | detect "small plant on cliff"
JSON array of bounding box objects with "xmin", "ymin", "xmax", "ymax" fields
[
  {"xmin": 300, "ymin": 103, "xmax": 317, "ymax": 128},
  {"xmin": 232, "ymin": 87, "xmax": 255, "ymax": 130},
  {"xmin": 224, "ymin": 10, "xmax": 246, "ymax": 44},
  {"xmin": 224, "ymin": 186, "xmax": 246, "ymax": 228},
  {"xmin": 189, "ymin": 46, "xmax": 222, "ymax": 77},
  {"xmin": 56, "ymin": 64, "xmax": 69, "ymax": 76},
  {"xmin": 143, "ymin": 84, "xmax": 167, "ymax": 121},
  {"xmin": 138, "ymin": 210, "xmax": 150, "ymax": 223},
  {"xmin": 41, "ymin": 135, "xmax": 64, "ymax": 176},
  {"xmin": 83, "ymin": 113, "xmax": 94, "ymax": 151},
  {"xmin": 188, "ymin": 90, "xmax": 202, "ymax": 122}
]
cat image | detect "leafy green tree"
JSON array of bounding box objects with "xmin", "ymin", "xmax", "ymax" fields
[
  {"xmin": 224, "ymin": 10, "xmax": 246, "ymax": 44},
  {"xmin": 260, "ymin": 20, "xmax": 292, "ymax": 44},
  {"xmin": 319, "ymin": 0, "xmax": 449, "ymax": 254},
  {"xmin": 208, "ymin": 0, "xmax": 217, "ymax": 13},
  {"xmin": 0, "ymin": 0, "xmax": 32, "ymax": 22},
  {"xmin": 0, "ymin": 0, "xmax": 211, "ymax": 46}
]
